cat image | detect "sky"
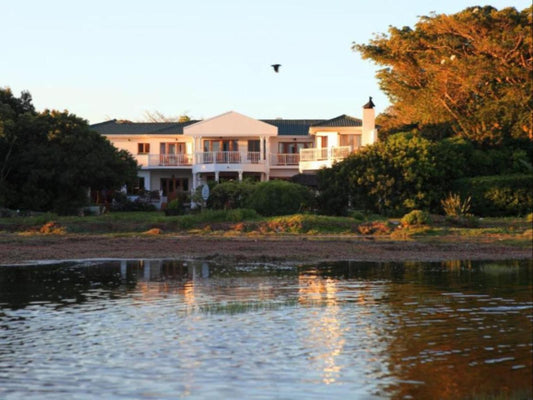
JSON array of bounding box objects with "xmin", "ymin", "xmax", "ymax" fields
[{"xmin": 2, "ymin": 0, "xmax": 530, "ymax": 124}]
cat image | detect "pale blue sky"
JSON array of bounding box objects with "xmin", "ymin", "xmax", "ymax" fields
[{"xmin": 2, "ymin": 0, "xmax": 530, "ymax": 124}]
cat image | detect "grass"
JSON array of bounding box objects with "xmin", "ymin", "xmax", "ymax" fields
[{"xmin": 0, "ymin": 210, "xmax": 531, "ymax": 244}]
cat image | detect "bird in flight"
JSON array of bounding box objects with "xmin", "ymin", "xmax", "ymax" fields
[{"xmin": 271, "ymin": 64, "xmax": 281, "ymax": 73}]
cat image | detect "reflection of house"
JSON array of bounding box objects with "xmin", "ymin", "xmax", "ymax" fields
[{"xmin": 90, "ymin": 98, "xmax": 376, "ymax": 205}]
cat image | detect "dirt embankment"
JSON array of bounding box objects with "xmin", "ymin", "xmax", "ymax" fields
[{"xmin": 1, "ymin": 233, "xmax": 531, "ymax": 265}]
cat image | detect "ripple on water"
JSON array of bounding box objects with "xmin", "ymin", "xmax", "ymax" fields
[{"xmin": 0, "ymin": 259, "xmax": 531, "ymax": 400}]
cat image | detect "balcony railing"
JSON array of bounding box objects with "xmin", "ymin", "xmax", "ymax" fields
[
  {"xmin": 270, "ymin": 153, "xmax": 300, "ymax": 166},
  {"xmin": 195, "ymin": 151, "xmax": 262, "ymax": 164},
  {"xmin": 299, "ymin": 146, "xmax": 353, "ymax": 162},
  {"xmin": 148, "ymin": 154, "xmax": 193, "ymax": 166}
]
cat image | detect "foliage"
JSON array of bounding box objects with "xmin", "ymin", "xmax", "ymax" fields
[
  {"xmin": 207, "ymin": 180, "xmax": 256, "ymax": 210},
  {"xmin": 453, "ymin": 174, "xmax": 533, "ymax": 216},
  {"xmin": 0, "ymin": 88, "xmax": 139, "ymax": 214},
  {"xmin": 317, "ymin": 163, "xmax": 350, "ymax": 216},
  {"xmin": 110, "ymin": 192, "xmax": 156, "ymax": 212},
  {"xmin": 400, "ymin": 210, "xmax": 432, "ymax": 226},
  {"xmin": 353, "ymin": 6, "xmax": 532, "ymax": 144},
  {"xmin": 441, "ymin": 193, "xmax": 472, "ymax": 217},
  {"xmin": 165, "ymin": 192, "xmax": 189, "ymax": 214},
  {"xmin": 260, "ymin": 214, "xmax": 360, "ymax": 234},
  {"xmin": 357, "ymin": 221, "xmax": 393, "ymax": 235},
  {"xmin": 246, "ymin": 180, "xmax": 314, "ymax": 216},
  {"xmin": 319, "ymin": 133, "xmax": 470, "ymax": 216}
]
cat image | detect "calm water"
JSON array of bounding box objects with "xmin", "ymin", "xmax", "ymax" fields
[{"xmin": 0, "ymin": 259, "xmax": 531, "ymax": 400}]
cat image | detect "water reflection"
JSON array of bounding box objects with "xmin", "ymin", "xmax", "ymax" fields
[{"xmin": 0, "ymin": 259, "xmax": 531, "ymax": 399}]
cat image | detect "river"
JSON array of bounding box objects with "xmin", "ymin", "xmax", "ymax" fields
[{"xmin": 0, "ymin": 259, "xmax": 531, "ymax": 399}]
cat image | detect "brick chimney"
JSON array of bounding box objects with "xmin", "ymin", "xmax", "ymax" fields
[{"xmin": 362, "ymin": 97, "xmax": 376, "ymax": 146}]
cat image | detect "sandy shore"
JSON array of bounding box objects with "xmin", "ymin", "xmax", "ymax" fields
[{"xmin": 1, "ymin": 233, "xmax": 531, "ymax": 265}]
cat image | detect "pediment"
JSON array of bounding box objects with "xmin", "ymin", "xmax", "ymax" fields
[{"xmin": 184, "ymin": 111, "xmax": 278, "ymax": 137}]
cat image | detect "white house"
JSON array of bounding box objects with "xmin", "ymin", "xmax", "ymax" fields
[{"xmin": 90, "ymin": 98, "xmax": 376, "ymax": 205}]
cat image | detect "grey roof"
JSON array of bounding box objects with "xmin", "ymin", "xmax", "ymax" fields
[
  {"xmin": 90, "ymin": 119, "xmax": 198, "ymax": 135},
  {"xmin": 261, "ymin": 119, "xmax": 324, "ymax": 136},
  {"xmin": 91, "ymin": 115, "xmax": 361, "ymax": 136},
  {"xmin": 311, "ymin": 115, "xmax": 362, "ymax": 128}
]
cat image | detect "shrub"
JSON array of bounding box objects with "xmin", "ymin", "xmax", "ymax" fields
[
  {"xmin": 441, "ymin": 193, "xmax": 472, "ymax": 217},
  {"xmin": 350, "ymin": 210, "xmax": 365, "ymax": 221},
  {"xmin": 527, "ymin": 213, "xmax": 533, "ymax": 223},
  {"xmin": 110, "ymin": 192, "xmax": 156, "ymax": 212},
  {"xmin": 453, "ymin": 174, "xmax": 533, "ymax": 216},
  {"xmin": 208, "ymin": 181, "xmax": 256, "ymax": 210},
  {"xmin": 246, "ymin": 180, "xmax": 314, "ymax": 216},
  {"xmin": 400, "ymin": 210, "xmax": 431, "ymax": 226}
]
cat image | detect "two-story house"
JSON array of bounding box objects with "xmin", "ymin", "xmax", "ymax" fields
[{"xmin": 90, "ymin": 98, "xmax": 376, "ymax": 205}]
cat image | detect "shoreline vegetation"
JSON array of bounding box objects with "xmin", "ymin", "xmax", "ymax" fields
[{"xmin": 2, "ymin": 211, "xmax": 531, "ymax": 266}]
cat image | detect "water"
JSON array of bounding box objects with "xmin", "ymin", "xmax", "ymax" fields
[{"xmin": 0, "ymin": 259, "xmax": 531, "ymax": 399}]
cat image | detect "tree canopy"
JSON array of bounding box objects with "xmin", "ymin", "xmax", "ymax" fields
[
  {"xmin": 0, "ymin": 87, "xmax": 139, "ymax": 213},
  {"xmin": 353, "ymin": 6, "xmax": 532, "ymax": 144}
]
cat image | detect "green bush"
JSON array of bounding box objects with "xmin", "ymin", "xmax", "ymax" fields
[
  {"xmin": 453, "ymin": 174, "xmax": 533, "ymax": 216},
  {"xmin": 207, "ymin": 181, "xmax": 256, "ymax": 210},
  {"xmin": 400, "ymin": 210, "xmax": 432, "ymax": 226},
  {"xmin": 246, "ymin": 180, "xmax": 314, "ymax": 216},
  {"xmin": 350, "ymin": 210, "xmax": 365, "ymax": 221}
]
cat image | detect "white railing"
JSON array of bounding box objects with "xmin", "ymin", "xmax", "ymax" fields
[
  {"xmin": 299, "ymin": 146, "xmax": 353, "ymax": 162},
  {"xmin": 270, "ymin": 153, "xmax": 300, "ymax": 166},
  {"xmin": 331, "ymin": 146, "xmax": 353, "ymax": 160},
  {"xmin": 195, "ymin": 151, "xmax": 263, "ymax": 164},
  {"xmin": 148, "ymin": 154, "xmax": 193, "ymax": 166}
]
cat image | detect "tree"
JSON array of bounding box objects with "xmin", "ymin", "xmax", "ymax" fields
[
  {"xmin": 0, "ymin": 88, "xmax": 139, "ymax": 213},
  {"xmin": 142, "ymin": 110, "xmax": 191, "ymax": 123},
  {"xmin": 353, "ymin": 6, "xmax": 532, "ymax": 144},
  {"xmin": 318, "ymin": 133, "xmax": 473, "ymax": 215}
]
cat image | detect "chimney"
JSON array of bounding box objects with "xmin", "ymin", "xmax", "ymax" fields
[{"xmin": 362, "ymin": 96, "xmax": 376, "ymax": 146}]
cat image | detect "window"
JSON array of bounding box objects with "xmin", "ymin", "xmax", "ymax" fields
[
  {"xmin": 248, "ymin": 140, "xmax": 260, "ymax": 152},
  {"xmin": 160, "ymin": 142, "xmax": 186, "ymax": 154},
  {"xmin": 278, "ymin": 142, "xmax": 310, "ymax": 153},
  {"xmin": 203, "ymin": 139, "xmax": 238, "ymax": 152},
  {"xmin": 340, "ymin": 135, "xmax": 362, "ymax": 149},
  {"xmin": 138, "ymin": 143, "xmax": 150, "ymax": 154}
]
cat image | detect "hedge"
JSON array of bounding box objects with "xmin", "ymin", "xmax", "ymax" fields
[{"xmin": 453, "ymin": 174, "xmax": 533, "ymax": 216}]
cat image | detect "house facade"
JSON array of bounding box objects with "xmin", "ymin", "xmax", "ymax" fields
[{"xmin": 90, "ymin": 98, "xmax": 376, "ymax": 205}]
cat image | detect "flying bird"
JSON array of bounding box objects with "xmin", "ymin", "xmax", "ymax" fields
[{"xmin": 271, "ymin": 64, "xmax": 281, "ymax": 73}]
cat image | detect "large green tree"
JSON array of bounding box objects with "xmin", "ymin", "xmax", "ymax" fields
[
  {"xmin": 0, "ymin": 88, "xmax": 139, "ymax": 213},
  {"xmin": 353, "ymin": 6, "xmax": 532, "ymax": 144},
  {"xmin": 317, "ymin": 133, "xmax": 474, "ymax": 215}
]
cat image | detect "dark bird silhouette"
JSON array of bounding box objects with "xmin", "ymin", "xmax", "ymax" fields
[{"xmin": 271, "ymin": 64, "xmax": 281, "ymax": 73}]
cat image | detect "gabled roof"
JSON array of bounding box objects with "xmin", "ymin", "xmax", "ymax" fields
[
  {"xmin": 311, "ymin": 114, "xmax": 362, "ymax": 128},
  {"xmin": 185, "ymin": 111, "xmax": 277, "ymax": 137},
  {"xmin": 261, "ymin": 119, "xmax": 324, "ymax": 135},
  {"xmin": 89, "ymin": 119, "xmax": 198, "ymax": 135}
]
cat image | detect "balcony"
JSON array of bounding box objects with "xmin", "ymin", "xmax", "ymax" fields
[
  {"xmin": 300, "ymin": 146, "xmax": 353, "ymax": 162},
  {"xmin": 270, "ymin": 153, "xmax": 300, "ymax": 166},
  {"xmin": 299, "ymin": 146, "xmax": 353, "ymax": 172},
  {"xmin": 148, "ymin": 154, "xmax": 193, "ymax": 167},
  {"xmin": 195, "ymin": 151, "xmax": 263, "ymax": 164}
]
